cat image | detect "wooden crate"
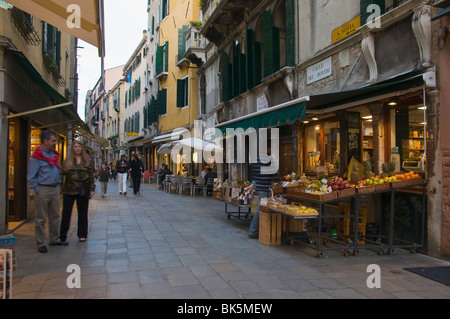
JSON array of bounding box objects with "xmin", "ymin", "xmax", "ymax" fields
[
  {"xmin": 374, "ymin": 182, "xmax": 389, "ymax": 192},
  {"xmin": 356, "ymin": 185, "xmax": 375, "ymax": 194},
  {"xmin": 259, "ymin": 211, "xmax": 283, "ymax": 246},
  {"xmin": 292, "ymin": 191, "xmax": 338, "ymax": 202},
  {"xmin": 283, "ymin": 216, "xmax": 307, "ymax": 232},
  {"xmin": 338, "ymin": 187, "xmax": 356, "ymax": 198},
  {"xmin": 213, "ymin": 190, "xmax": 224, "ymax": 200},
  {"xmin": 390, "ymin": 178, "xmax": 422, "ymax": 189}
]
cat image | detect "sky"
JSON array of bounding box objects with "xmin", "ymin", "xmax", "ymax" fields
[{"xmin": 77, "ymin": 0, "xmax": 148, "ymax": 120}]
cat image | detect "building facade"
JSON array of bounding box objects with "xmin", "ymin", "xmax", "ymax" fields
[
  {"xmin": 199, "ymin": 0, "xmax": 448, "ymax": 259},
  {"xmin": 0, "ymin": 6, "xmax": 78, "ymax": 233}
]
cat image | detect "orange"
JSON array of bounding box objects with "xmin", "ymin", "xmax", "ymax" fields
[
  {"xmin": 409, "ymin": 171, "xmax": 415, "ymax": 176},
  {"xmin": 413, "ymin": 174, "xmax": 420, "ymax": 179},
  {"xmin": 406, "ymin": 175, "xmax": 411, "ymax": 180}
]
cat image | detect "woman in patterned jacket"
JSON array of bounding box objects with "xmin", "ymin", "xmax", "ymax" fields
[{"xmin": 59, "ymin": 141, "xmax": 95, "ymax": 244}]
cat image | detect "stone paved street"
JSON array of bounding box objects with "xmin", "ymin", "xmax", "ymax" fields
[{"xmin": 9, "ymin": 181, "xmax": 450, "ymax": 299}]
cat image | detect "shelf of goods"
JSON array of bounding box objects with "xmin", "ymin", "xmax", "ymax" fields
[{"xmin": 262, "ymin": 173, "xmax": 425, "ymax": 258}]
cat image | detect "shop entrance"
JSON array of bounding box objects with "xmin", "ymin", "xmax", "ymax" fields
[{"xmin": 8, "ymin": 118, "xmax": 28, "ymax": 222}]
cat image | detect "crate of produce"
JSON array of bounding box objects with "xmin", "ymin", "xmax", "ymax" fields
[
  {"xmin": 338, "ymin": 187, "xmax": 356, "ymax": 198},
  {"xmin": 259, "ymin": 211, "xmax": 283, "ymax": 246},
  {"xmin": 374, "ymin": 182, "xmax": 390, "ymax": 192},
  {"xmin": 390, "ymin": 178, "xmax": 422, "ymax": 189},
  {"xmin": 213, "ymin": 189, "xmax": 224, "ymax": 200},
  {"xmin": 355, "ymin": 185, "xmax": 376, "ymax": 194},
  {"xmin": 282, "ymin": 216, "xmax": 307, "ymax": 233},
  {"xmin": 293, "ymin": 191, "xmax": 338, "ymax": 202}
]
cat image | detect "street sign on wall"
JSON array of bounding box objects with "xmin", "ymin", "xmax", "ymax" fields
[
  {"xmin": 307, "ymin": 57, "xmax": 333, "ymax": 85},
  {"xmin": 332, "ymin": 16, "xmax": 361, "ymax": 44}
]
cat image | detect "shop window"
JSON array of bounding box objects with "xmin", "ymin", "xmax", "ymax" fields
[
  {"xmin": 305, "ymin": 122, "xmax": 341, "ymax": 174},
  {"xmin": 390, "ymin": 105, "xmax": 426, "ymax": 173}
]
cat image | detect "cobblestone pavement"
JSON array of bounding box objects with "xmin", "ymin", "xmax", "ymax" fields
[{"xmin": 9, "ymin": 181, "xmax": 450, "ymax": 299}]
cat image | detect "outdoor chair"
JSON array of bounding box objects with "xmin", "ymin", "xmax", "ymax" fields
[
  {"xmin": 162, "ymin": 175, "xmax": 173, "ymax": 192},
  {"xmin": 204, "ymin": 178, "xmax": 214, "ymax": 197},
  {"xmin": 142, "ymin": 171, "xmax": 151, "ymax": 184},
  {"xmin": 168, "ymin": 175, "xmax": 181, "ymax": 194},
  {"xmin": 180, "ymin": 177, "xmax": 193, "ymax": 195},
  {"xmin": 192, "ymin": 178, "xmax": 205, "ymax": 196}
]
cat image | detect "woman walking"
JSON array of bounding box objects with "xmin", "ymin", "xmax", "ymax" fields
[
  {"xmin": 59, "ymin": 141, "xmax": 95, "ymax": 244},
  {"xmin": 129, "ymin": 154, "xmax": 144, "ymax": 195},
  {"xmin": 117, "ymin": 154, "xmax": 129, "ymax": 195}
]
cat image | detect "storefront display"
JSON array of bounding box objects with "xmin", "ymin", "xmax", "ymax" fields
[{"xmin": 305, "ymin": 121, "xmax": 340, "ymax": 174}]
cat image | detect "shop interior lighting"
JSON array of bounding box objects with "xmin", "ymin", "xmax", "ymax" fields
[
  {"xmin": 362, "ymin": 115, "xmax": 373, "ymax": 120},
  {"xmin": 418, "ymin": 106, "xmax": 427, "ymax": 110},
  {"xmin": 388, "ymin": 101, "xmax": 398, "ymax": 106},
  {"xmin": 303, "ymin": 121, "xmax": 310, "ymax": 124},
  {"xmin": 312, "ymin": 117, "xmax": 319, "ymax": 121},
  {"xmin": 315, "ymin": 126, "xmax": 320, "ymax": 131}
]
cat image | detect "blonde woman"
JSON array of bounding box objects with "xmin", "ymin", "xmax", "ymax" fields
[{"xmin": 59, "ymin": 141, "xmax": 95, "ymax": 244}]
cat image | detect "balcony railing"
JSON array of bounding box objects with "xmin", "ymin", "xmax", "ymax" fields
[{"xmin": 11, "ymin": 7, "xmax": 41, "ymax": 46}]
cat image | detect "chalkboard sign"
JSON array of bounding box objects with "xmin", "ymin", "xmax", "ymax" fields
[{"xmin": 347, "ymin": 112, "xmax": 361, "ymax": 162}]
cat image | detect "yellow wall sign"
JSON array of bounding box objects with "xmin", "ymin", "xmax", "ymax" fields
[
  {"xmin": 126, "ymin": 132, "xmax": 139, "ymax": 137},
  {"xmin": 332, "ymin": 16, "xmax": 361, "ymax": 44}
]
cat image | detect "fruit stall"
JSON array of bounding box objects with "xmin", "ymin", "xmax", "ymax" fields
[{"xmin": 256, "ymin": 160, "xmax": 426, "ymax": 258}]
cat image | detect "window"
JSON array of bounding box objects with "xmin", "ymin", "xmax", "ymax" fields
[
  {"xmin": 156, "ymin": 42, "xmax": 169, "ymax": 75},
  {"xmin": 160, "ymin": 0, "xmax": 169, "ymax": 21},
  {"xmin": 42, "ymin": 22, "xmax": 61, "ymax": 72},
  {"xmin": 177, "ymin": 77, "xmax": 189, "ymax": 108},
  {"xmin": 305, "ymin": 121, "xmax": 341, "ymax": 174},
  {"xmin": 178, "ymin": 25, "xmax": 189, "ymax": 62}
]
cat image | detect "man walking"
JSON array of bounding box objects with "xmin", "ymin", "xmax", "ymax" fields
[
  {"xmin": 27, "ymin": 130, "xmax": 64, "ymax": 253},
  {"xmin": 117, "ymin": 154, "xmax": 129, "ymax": 195}
]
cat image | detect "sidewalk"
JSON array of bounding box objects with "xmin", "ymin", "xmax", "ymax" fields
[{"xmin": 9, "ymin": 181, "xmax": 450, "ymax": 299}]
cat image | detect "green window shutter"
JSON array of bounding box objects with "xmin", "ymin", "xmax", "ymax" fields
[
  {"xmin": 178, "ymin": 27, "xmax": 188, "ymax": 61},
  {"xmin": 239, "ymin": 53, "xmax": 246, "ymax": 95},
  {"xmin": 136, "ymin": 112, "xmax": 140, "ymax": 132},
  {"xmin": 149, "ymin": 96, "xmax": 157, "ymax": 123},
  {"xmin": 286, "ymin": 0, "xmax": 295, "ymax": 66},
  {"xmin": 263, "ymin": 10, "xmax": 280, "ymax": 78},
  {"xmin": 56, "ymin": 31, "xmax": 61, "ymax": 72},
  {"xmin": 125, "ymin": 91, "xmax": 127, "ymax": 108},
  {"xmin": 164, "ymin": 42, "xmax": 169, "ymax": 72},
  {"xmin": 156, "ymin": 45, "xmax": 163, "ymax": 75},
  {"xmin": 246, "ymin": 28, "xmax": 255, "ymax": 90},
  {"xmin": 361, "ymin": 0, "xmax": 385, "ymax": 26},
  {"xmin": 177, "ymin": 79, "xmax": 184, "ymax": 107},
  {"xmin": 221, "ymin": 51, "xmax": 231, "ymax": 102},
  {"xmin": 263, "ymin": 10, "xmax": 273, "ymax": 78},
  {"xmin": 157, "ymin": 89, "xmax": 167, "ymax": 115},
  {"xmin": 231, "ymin": 42, "xmax": 238, "ymax": 98},
  {"xmin": 143, "ymin": 106, "xmax": 147, "ymax": 128},
  {"xmin": 151, "ymin": 16, "xmax": 155, "ymax": 35},
  {"xmin": 254, "ymin": 41, "xmax": 262, "ymax": 86}
]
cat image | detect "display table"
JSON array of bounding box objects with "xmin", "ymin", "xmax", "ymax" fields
[{"xmin": 264, "ymin": 181, "xmax": 427, "ymax": 258}]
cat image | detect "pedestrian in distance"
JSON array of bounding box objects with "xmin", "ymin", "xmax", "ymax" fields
[
  {"xmin": 129, "ymin": 154, "xmax": 144, "ymax": 195},
  {"xmin": 27, "ymin": 130, "xmax": 64, "ymax": 253},
  {"xmin": 99, "ymin": 162, "xmax": 110, "ymax": 198},
  {"xmin": 59, "ymin": 141, "xmax": 95, "ymax": 244},
  {"xmin": 117, "ymin": 154, "xmax": 129, "ymax": 195},
  {"xmin": 204, "ymin": 167, "xmax": 218, "ymax": 196}
]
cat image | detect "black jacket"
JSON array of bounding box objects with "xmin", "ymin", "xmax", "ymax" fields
[
  {"xmin": 116, "ymin": 160, "xmax": 128, "ymax": 174},
  {"xmin": 129, "ymin": 159, "xmax": 144, "ymax": 177}
]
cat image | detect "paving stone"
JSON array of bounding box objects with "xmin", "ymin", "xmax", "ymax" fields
[{"xmin": 9, "ymin": 183, "xmax": 450, "ymax": 300}]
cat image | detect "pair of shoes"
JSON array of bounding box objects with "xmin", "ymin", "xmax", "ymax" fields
[
  {"xmin": 248, "ymin": 233, "xmax": 259, "ymax": 239},
  {"xmin": 119, "ymin": 192, "xmax": 122, "ymax": 195},
  {"xmin": 38, "ymin": 246, "xmax": 48, "ymax": 253},
  {"xmin": 124, "ymin": 192, "xmax": 127, "ymax": 195},
  {"xmin": 79, "ymin": 238, "xmax": 86, "ymax": 242}
]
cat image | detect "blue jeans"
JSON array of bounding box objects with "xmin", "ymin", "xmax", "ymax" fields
[{"xmin": 248, "ymin": 191, "xmax": 267, "ymax": 236}]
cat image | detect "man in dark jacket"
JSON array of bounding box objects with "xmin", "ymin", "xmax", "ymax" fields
[
  {"xmin": 248, "ymin": 148, "xmax": 279, "ymax": 239},
  {"xmin": 204, "ymin": 168, "xmax": 218, "ymax": 196},
  {"xmin": 129, "ymin": 154, "xmax": 144, "ymax": 195}
]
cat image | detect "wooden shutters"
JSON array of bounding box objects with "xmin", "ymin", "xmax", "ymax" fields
[{"xmin": 263, "ymin": 10, "xmax": 280, "ymax": 78}]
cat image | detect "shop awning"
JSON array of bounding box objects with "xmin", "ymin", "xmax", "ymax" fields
[
  {"xmin": 151, "ymin": 131, "xmax": 185, "ymax": 144},
  {"xmin": 6, "ymin": 0, "xmax": 105, "ymax": 57},
  {"xmin": 215, "ymin": 97, "xmax": 309, "ymax": 133},
  {"xmin": 306, "ymin": 73, "xmax": 428, "ymax": 114}
]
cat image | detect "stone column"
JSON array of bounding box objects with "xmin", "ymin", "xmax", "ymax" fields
[
  {"xmin": 367, "ymin": 103, "xmax": 385, "ymax": 175},
  {"xmin": 425, "ymin": 89, "xmax": 442, "ymax": 258}
]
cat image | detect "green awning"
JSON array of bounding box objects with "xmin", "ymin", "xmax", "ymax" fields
[{"xmin": 216, "ymin": 99, "xmax": 307, "ymax": 134}]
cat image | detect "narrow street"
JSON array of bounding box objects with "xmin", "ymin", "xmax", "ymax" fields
[{"xmin": 10, "ymin": 181, "xmax": 450, "ymax": 299}]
